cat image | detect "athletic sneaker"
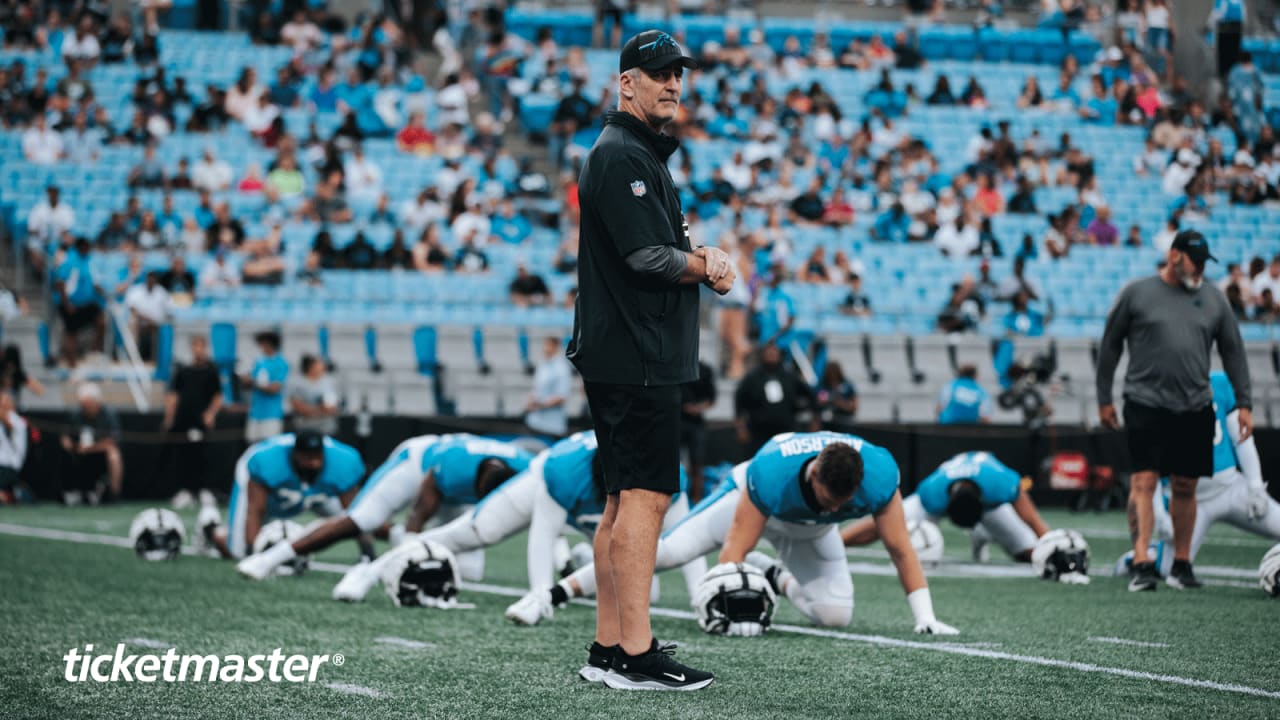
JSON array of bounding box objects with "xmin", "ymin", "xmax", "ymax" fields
[
  {"xmin": 579, "ymin": 642, "xmax": 615, "ymax": 683},
  {"xmin": 1166, "ymin": 560, "xmax": 1203, "ymax": 590},
  {"xmin": 603, "ymin": 639, "xmax": 714, "ymax": 691},
  {"xmin": 1128, "ymin": 561, "xmax": 1159, "ymax": 592}
]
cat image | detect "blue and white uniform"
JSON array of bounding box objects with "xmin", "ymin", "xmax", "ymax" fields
[
  {"xmin": 228, "ymin": 434, "xmax": 365, "ymax": 558},
  {"xmin": 903, "ymin": 452, "xmax": 1039, "ymax": 557},
  {"xmin": 414, "ymin": 431, "xmax": 705, "ymax": 594},
  {"xmin": 569, "ymin": 431, "xmax": 901, "ymax": 627},
  {"xmin": 346, "ymin": 434, "xmax": 531, "ymax": 532},
  {"xmin": 1146, "ymin": 372, "xmax": 1278, "ymax": 564}
]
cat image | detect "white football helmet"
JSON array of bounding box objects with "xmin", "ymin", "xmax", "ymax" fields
[
  {"xmin": 1032, "ymin": 529, "xmax": 1090, "ymax": 584},
  {"xmin": 1260, "ymin": 543, "xmax": 1280, "ymax": 597},
  {"xmin": 908, "ymin": 520, "xmax": 945, "ymax": 565},
  {"xmin": 129, "ymin": 508, "xmax": 186, "ymax": 561},
  {"xmin": 693, "ymin": 562, "xmax": 776, "ymax": 637},
  {"xmin": 381, "ymin": 539, "xmax": 462, "ymax": 608},
  {"xmin": 251, "ymin": 520, "xmax": 310, "ymax": 576}
]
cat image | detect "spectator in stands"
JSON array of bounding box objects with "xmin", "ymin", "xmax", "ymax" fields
[
  {"xmin": 127, "ymin": 143, "xmax": 166, "ymax": 188},
  {"xmin": 734, "ymin": 343, "xmax": 818, "ymax": 456},
  {"xmin": 160, "ymin": 255, "xmax": 195, "ymax": 307},
  {"xmin": 1007, "ymin": 176, "xmax": 1037, "ymax": 214},
  {"xmin": 509, "ymin": 263, "xmax": 550, "ymax": 307},
  {"xmin": 936, "ymin": 215, "xmax": 980, "ymax": 258},
  {"xmin": 400, "ymin": 188, "xmax": 444, "ymax": 233},
  {"xmin": 304, "ymin": 171, "xmax": 353, "ymax": 224},
  {"xmin": 205, "ymin": 202, "xmax": 245, "ymax": 251},
  {"xmin": 26, "ymin": 185, "xmax": 74, "ymax": 270},
  {"xmin": 1049, "ymin": 70, "xmax": 1080, "ymax": 112},
  {"xmin": 344, "ymin": 145, "xmax": 383, "ymax": 201},
  {"xmin": 61, "ymin": 383, "xmax": 122, "ymax": 503},
  {"xmin": 199, "ymin": 248, "xmax": 239, "ymax": 290},
  {"xmin": 453, "ymin": 233, "xmax": 490, "ymax": 274},
  {"xmin": 225, "ymin": 67, "xmax": 262, "ymax": 121},
  {"xmin": 1079, "ymin": 74, "xmax": 1117, "ymax": 125},
  {"xmin": 755, "ymin": 264, "xmax": 797, "ymax": 352},
  {"xmin": 524, "ymin": 336, "xmax": 572, "ymax": 438},
  {"xmin": 289, "ymin": 355, "xmax": 339, "ymax": 435},
  {"xmin": 117, "ymin": 108, "xmax": 152, "ymax": 145},
  {"xmin": 491, "ymin": 200, "xmax": 532, "ymax": 245},
  {"xmin": 797, "ymin": 247, "xmax": 830, "ymax": 284},
  {"xmin": 241, "ymin": 234, "xmax": 286, "ymax": 285},
  {"xmin": 1256, "ymin": 289, "xmax": 1280, "ymax": 323},
  {"xmin": 1124, "ymin": 224, "xmax": 1144, "ymax": 248},
  {"xmin": 1228, "ymin": 52, "xmax": 1264, "ymax": 144},
  {"xmin": 973, "ymin": 174, "xmax": 1004, "ymax": 216},
  {"xmin": 341, "ymin": 231, "xmax": 378, "ymax": 270},
  {"xmin": 22, "ymin": 113, "xmax": 62, "ymax": 164},
  {"xmin": 396, "ymin": 110, "xmax": 435, "ymax": 155},
  {"xmin": 61, "ymin": 16, "xmax": 100, "ymax": 68},
  {"xmin": 816, "ymin": 360, "xmax": 858, "ymax": 425},
  {"xmin": 382, "ymin": 230, "xmax": 412, "ymax": 270},
  {"xmin": 937, "ymin": 365, "xmax": 993, "ymax": 424},
  {"xmin": 413, "ymin": 224, "xmax": 451, "ymax": 273},
  {"xmin": 937, "ymin": 275, "xmax": 984, "ymax": 334},
  {"xmin": 281, "ymin": 10, "xmax": 323, "ymax": 54},
  {"xmin": 822, "ymin": 188, "xmax": 856, "ymax": 227},
  {"xmin": 872, "ymin": 202, "xmax": 910, "ymax": 243},
  {"xmin": 1017, "ymin": 76, "xmax": 1044, "ymax": 109},
  {"xmin": 451, "ymin": 196, "xmax": 491, "ymax": 241},
  {"xmin": 1133, "ymin": 136, "xmax": 1166, "ymax": 176},
  {"xmin": 1085, "ymin": 205, "xmax": 1118, "ymax": 245},
  {"xmin": 265, "ymin": 153, "xmax": 305, "ymax": 202},
  {"xmin": 1004, "ymin": 291, "xmax": 1049, "ymax": 338},
  {"xmin": 926, "ymin": 76, "xmax": 956, "ymax": 106},
  {"xmin": 1253, "ymin": 255, "xmax": 1280, "ymax": 301},
  {"xmin": 839, "ymin": 268, "xmax": 872, "ymax": 317},
  {"xmin": 125, "ymin": 271, "xmax": 171, "ymax": 362},
  {"xmin": 0, "ymin": 344, "xmax": 43, "ymax": 410},
  {"xmin": 239, "ymin": 331, "xmax": 288, "ymax": 442},
  {"xmin": 192, "ymin": 147, "xmax": 232, "ymax": 193},
  {"xmin": 789, "ymin": 176, "xmax": 827, "ymax": 225},
  {"xmin": 61, "ymin": 110, "xmax": 100, "ymax": 163},
  {"xmin": 1162, "ymin": 148, "xmax": 1199, "ymax": 196},
  {"xmin": 549, "ymin": 77, "xmax": 601, "ymax": 170}
]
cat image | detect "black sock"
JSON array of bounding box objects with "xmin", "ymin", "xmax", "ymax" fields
[
  {"xmin": 550, "ymin": 584, "xmax": 569, "ymax": 607},
  {"xmin": 620, "ymin": 639, "xmax": 657, "ymax": 659}
]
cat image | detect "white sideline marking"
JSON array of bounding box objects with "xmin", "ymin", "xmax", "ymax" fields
[
  {"xmin": 323, "ymin": 682, "xmax": 383, "ymax": 698},
  {"xmin": 124, "ymin": 638, "xmax": 172, "ymax": 649},
  {"xmin": 1081, "ymin": 528, "xmax": 1273, "ymax": 548},
  {"xmin": 849, "ymin": 559, "xmax": 1257, "ymax": 588},
  {"xmin": 374, "ymin": 637, "xmax": 436, "ymax": 650},
  {"xmin": 1088, "ymin": 636, "xmax": 1171, "ymax": 649},
  {"xmin": 4, "ymin": 523, "xmax": 1280, "ymax": 701}
]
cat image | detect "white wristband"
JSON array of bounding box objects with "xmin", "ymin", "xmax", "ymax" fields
[{"xmin": 907, "ymin": 588, "xmax": 935, "ymax": 625}]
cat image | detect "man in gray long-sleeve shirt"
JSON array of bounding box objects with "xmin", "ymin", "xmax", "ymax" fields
[{"xmin": 1096, "ymin": 230, "xmax": 1253, "ymax": 592}]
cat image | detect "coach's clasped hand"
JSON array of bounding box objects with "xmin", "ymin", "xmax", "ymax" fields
[{"xmin": 696, "ymin": 246, "xmax": 736, "ymax": 296}]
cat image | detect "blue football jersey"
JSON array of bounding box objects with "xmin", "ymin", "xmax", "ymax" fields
[
  {"xmin": 915, "ymin": 452, "xmax": 1022, "ymax": 517},
  {"xmin": 422, "ymin": 434, "xmax": 533, "ymax": 504},
  {"xmin": 1209, "ymin": 371, "xmax": 1239, "ymax": 475},
  {"xmin": 745, "ymin": 431, "xmax": 899, "ymax": 524},
  {"xmin": 244, "ymin": 434, "xmax": 366, "ymax": 518},
  {"xmin": 542, "ymin": 430, "xmax": 688, "ymax": 533}
]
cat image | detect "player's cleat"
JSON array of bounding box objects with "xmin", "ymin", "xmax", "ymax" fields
[
  {"xmin": 603, "ymin": 640, "xmax": 714, "ymax": 691},
  {"xmin": 746, "ymin": 551, "xmax": 792, "ymax": 597},
  {"xmin": 579, "ymin": 642, "xmax": 615, "ymax": 683},
  {"xmin": 333, "ymin": 558, "xmax": 380, "ymax": 602},
  {"xmin": 1128, "ymin": 561, "xmax": 1159, "ymax": 592},
  {"xmin": 171, "ymin": 489, "xmax": 194, "ymax": 510},
  {"xmin": 237, "ymin": 538, "xmax": 298, "ymax": 581},
  {"xmin": 970, "ymin": 529, "xmax": 991, "ymax": 563},
  {"xmin": 1166, "ymin": 560, "xmax": 1203, "ymax": 590},
  {"xmin": 505, "ymin": 590, "xmax": 554, "ymax": 626}
]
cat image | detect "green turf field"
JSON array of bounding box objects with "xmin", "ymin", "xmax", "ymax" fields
[{"xmin": 2, "ymin": 503, "xmax": 1278, "ymax": 719}]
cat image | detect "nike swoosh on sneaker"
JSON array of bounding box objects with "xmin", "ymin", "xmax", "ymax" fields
[{"xmin": 663, "ymin": 673, "xmax": 685, "ymax": 682}]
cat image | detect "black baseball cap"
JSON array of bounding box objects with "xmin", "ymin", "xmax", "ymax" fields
[
  {"xmin": 619, "ymin": 30, "xmax": 698, "ymax": 73},
  {"xmin": 293, "ymin": 430, "xmax": 326, "ymax": 452},
  {"xmin": 1171, "ymin": 230, "xmax": 1216, "ymax": 266}
]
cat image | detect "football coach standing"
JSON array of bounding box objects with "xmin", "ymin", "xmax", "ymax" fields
[
  {"xmin": 568, "ymin": 30, "xmax": 734, "ymax": 691},
  {"xmin": 1096, "ymin": 230, "xmax": 1252, "ymax": 593}
]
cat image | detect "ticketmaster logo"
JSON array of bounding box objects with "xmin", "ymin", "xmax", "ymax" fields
[{"xmin": 62, "ymin": 644, "xmax": 342, "ymax": 683}]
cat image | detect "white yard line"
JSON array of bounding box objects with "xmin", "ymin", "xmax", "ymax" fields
[
  {"xmin": 374, "ymin": 637, "xmax": 436, "ymax": 650},
  {"xmin": 1088, "ymin": 637, "xmax": 1171, "ymax": 649},
  {"xmin": 1080, "ymin": 528, "xmax": 1274, "ymax": 548},
  {"xmin": 323, "ymin": 682, "xmax": 383, "ymax": 698},
  {"xmin": 4, "ymin": 523, "xmax": 1280, "ymax": 701}
]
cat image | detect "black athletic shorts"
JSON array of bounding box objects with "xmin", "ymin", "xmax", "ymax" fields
[
  {"xmin": 585, "ymin": 381, "xmax": 682, "ymax": 495},
  {"xmin": 61, "ymin": 304, "xmax": 101, "ymax": 333},
  {"xmin": 1123, "ymin": 401, "xmax": 1214, "ymax": 478}
]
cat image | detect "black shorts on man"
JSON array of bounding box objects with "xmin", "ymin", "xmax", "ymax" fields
[
  {"xmin": 1123, "ymin": 401, "xmax": 1214, "ymax": 478},
  {"xmin": 585, "ymin": 381, "xmax": 682, "ymax": 495}
]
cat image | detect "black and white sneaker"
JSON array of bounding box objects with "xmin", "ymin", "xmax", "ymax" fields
[
  {"xmin": 579, "ymin": 642, "xmax": 615, "ymax": 683},
  {"xmin": 1166, "ymin": 560, "xmax": 1203, "ymax": 589},
  {"xmin": 1127, "ymin": 561, "xmax": 1159, "ymax": 592},
  {"xmin": 604, "ymin": 639, "xmax": 714, "ymax": 691}
]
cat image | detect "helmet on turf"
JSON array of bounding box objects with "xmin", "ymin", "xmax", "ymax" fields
[
  {"xmin": 908, "ymin": 519, "xmax": 945, "ymax": 565},
  {"xmin": 252, "ymin": 520, "xmax": 310, "ymax": 576},
  {"xmin": 129, "ymin": 508, "xmax": 186, "ymax": 561},
  {"xmin": 381, "ymin": 539, "xmax": 462, "ymax": 608},
  {"xmin": 1260, "ymin": 543, "xmax": 1280, "ymax": 597},
  {"xmin": 1032, "ymin": 529, "xmax": 1090, "ymax": 584},
  {"xmin": 693, "ymin": 562, "xmax": 776, "ymax": 637}
]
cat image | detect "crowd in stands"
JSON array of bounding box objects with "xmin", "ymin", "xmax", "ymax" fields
[{"xmin": 0, "ymin": 1, "xmax": 1277, "ymax": 381}]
